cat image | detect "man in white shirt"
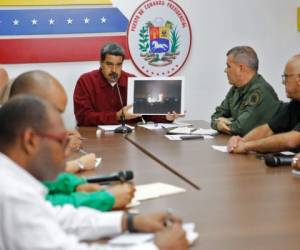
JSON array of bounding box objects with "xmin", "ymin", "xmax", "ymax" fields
[{"xmin": 0, "ymin": 95, "xmax": 188, "ymax": 250}]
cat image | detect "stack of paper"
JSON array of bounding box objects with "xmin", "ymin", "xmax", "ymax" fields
[
  {"xmin": 132, "ymin": 182, "xmax": 186, "ymax": 203},
  {"xmin": 212, "ymin": 145, "xmax": 228, "ymax": 153},
  {"xmin": 168, "ymin": 126, "xmax": 218, "ymax": 135},
  {"xmin": 126, "ymin": 183, "xmax": 186, "ymax": 208},
  {"xmin": 280, "ymin": 151, "xmax": 296, "ymax": 156},
  {"xmin": 108, "ymin": 223, "xmax": 199, "ymax": 246},
  {"xmin": 164, "ymin": 126, "xmax": 217, "ymax": 141},
  {"xmin": 167, "ymin": 126, "xmax": 194, "ymax": 134},
  {"xmin": 192, "ymin": 128, "xmax": 219, "ymax": 135},
  {"xmin": 138, "ymin": 122, "xmax": 192, "ymax": 130}
]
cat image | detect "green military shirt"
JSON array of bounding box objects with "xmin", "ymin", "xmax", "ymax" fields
[
  {"xmin": 43, "ymin": 173, "xmax": 115, "ymax": 212},
  {"xmin": 211, "ymin": 74, "xmax": 281, "ymax": 136}
]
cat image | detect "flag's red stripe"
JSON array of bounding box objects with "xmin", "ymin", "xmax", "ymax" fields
[{"xmin": 0, "ymin": 36, "xmax": 129, "ymax": 64}]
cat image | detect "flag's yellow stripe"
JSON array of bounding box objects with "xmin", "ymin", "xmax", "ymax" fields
[
  {"xmin": 298, "ymin": 7, "xmax": 300, "ymax": 31},
  {"xmin": 0, "ymin": 0, "xmax": 111, "ymax": 6}
]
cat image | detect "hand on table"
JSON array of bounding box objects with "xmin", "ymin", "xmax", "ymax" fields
[{"xmin": 216, "ymin": 117, "xmax": 232, "ymax": 134}]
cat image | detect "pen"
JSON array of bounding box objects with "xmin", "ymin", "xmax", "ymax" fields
[
  {"xmin": 164, "ymin": 208, "xmax": 173, "ymax": 227},
  {"xmin": 190, "ymin": 128, "xmax": 198, "ymax": 134},
  {"xmin": 78, "ymin": 148, "xmax": 89, "ymax": 155},
  {"xmin": 180, "ymin": 135, "xmax": 204, "ymax": 140}
]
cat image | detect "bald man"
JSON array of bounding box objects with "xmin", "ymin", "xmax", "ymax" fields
[
  {"xmin": 10, "ymin": 70, "xmax": 67, "ymax": 113},
  {"xmin": 9, "ymin": 70, "xmax": 82, "ymax": 150},
  {"xmin": 227, "ymin": 54, "xmax": 300, "ymax": 154},
  {"xmin": 0, "ymin": 68, "xmax": 9, "ymax": 105}
]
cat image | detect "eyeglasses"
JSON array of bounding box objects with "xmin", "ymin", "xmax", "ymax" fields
[
  {"xmin": 281, "ymin": 74, "xmax": 300, "ymax": 84},
  {"xmin": 36, "ymin": 131, "xmax": 70, "ymax": 149}
]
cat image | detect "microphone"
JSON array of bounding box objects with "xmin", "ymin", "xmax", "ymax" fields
[
  {"xmin": 86, "ymin": 170, "xmax": 134, "ymax": 184},
  {"xmin": 264, "ymin": 155, "xmax": 293, "ymax": 167},
  {"xmin": 111, "ymin": 72, "xmax": 133, "ymax": 134}
]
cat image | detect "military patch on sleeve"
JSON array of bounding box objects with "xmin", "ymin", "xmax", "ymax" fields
[{"xmin": 247, "ymin": 91, "xmax": 261, "ymax": 106}]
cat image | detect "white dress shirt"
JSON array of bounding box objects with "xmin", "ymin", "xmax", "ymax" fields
[{"xmin": 0, "ymin": 153, "xmax": 158, "ymax": 250}]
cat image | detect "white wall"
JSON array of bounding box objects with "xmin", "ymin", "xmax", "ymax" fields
[{"xmin": 2, "ymin": 0, "xmax": 300, "ymax": 128}]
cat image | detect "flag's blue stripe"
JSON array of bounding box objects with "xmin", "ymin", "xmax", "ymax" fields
[{"xmin": 0, "ymin": 8, "xmax": 128, "ymax": 35}]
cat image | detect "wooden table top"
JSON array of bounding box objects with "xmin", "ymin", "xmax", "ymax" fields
[{"xmin": 78, "ymin": 123, "xmax": 300, "ymax": 250}]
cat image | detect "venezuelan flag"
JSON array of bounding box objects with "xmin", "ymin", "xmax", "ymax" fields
[
  {"xmin": 0, "ymin": 0, "xmax": 129, "ymax": 63},
  {"xmin": 0, "ymin": 0, "xmax": 111, "ymax": 5}
]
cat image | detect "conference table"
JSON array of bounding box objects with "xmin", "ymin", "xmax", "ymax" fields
[{"xmin": 78, "ymin": 121, "xmax": 300, "ymax": 250}]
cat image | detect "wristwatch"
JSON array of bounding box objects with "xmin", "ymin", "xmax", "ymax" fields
[{"xmin": 127, "ymin": 213, "xmax": 138, "ymax": 232}]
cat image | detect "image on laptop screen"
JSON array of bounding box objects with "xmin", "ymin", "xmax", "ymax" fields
[{"xmin": 127, "ymin": 77, "xmax": 185, "ymax": 115}]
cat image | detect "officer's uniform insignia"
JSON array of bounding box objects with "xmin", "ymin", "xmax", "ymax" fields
[{"xmin": 248, "ymin": 91, "xmax": 261, "ymax": 106}]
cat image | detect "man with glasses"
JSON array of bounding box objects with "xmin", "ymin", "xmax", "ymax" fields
[
  {"xmin": 0, "ymin": 95, "xmax": 188, "ymax": 250},
  {"xmin": 74, "ymin": 43, "xmax": 178, "ymax": 126},
  {"xmin": 9, "ymin": 70, "xmax": 135, "ymax": 211},
  {"xmin": 9, "ymin": 70, "xmax": 99, "ymax": 171},
  {"xmin": 211, "ymin": 46, "xmax": 281, "ymax": 135},
  {"xmin": 227, "ymin": 54, "xmax": 300, "ymax": 154}
]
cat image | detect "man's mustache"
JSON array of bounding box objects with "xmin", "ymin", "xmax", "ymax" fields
[{"xmin": 109, "ymin": 72, "xmax": 118, "ymax": 80}]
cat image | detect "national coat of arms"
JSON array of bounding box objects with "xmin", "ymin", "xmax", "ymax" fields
[{"xmin": 127, "ymin": 0, "xmax": 192, "ymax": 76}]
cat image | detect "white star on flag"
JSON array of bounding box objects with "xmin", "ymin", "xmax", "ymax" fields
[
  {"xmin": 48, "ymin": 18, "xmax": 55, "ymax": 25},
  {"xmin": 67, "ymin": 18, "xmax": 73, "ymax": 25},
  {"xmin": 12, "ymin": 19, "xmax": 19, "ymax": 26},
  {"xmin": 100, "ymin": 17, "xmax": 106, "ymax": 24},
  {"xmin": 31, "ymin": 19, "xmax": 38, "ymax": 25},
  {"xmin": 1, "ymin": 6, "xmax": 129, "ymax": 64}
]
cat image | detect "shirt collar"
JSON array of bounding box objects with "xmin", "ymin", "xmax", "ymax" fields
[
  {"xmin": 235, "ymin": 73, "xmax": 259, "ymax": 95},
  {"xmin": 0, "ymin": 152, "xmax": 48, "ymax": 196},
  {"xmin": 110, "ymin": 82, "xmax": 117, "ymax": 87}
]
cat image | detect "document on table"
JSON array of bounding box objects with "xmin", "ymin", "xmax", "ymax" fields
[
  {"xmin": 131, "ymin": 182, "xmax": 186, "ymax": 202},
  {"xmin": 108, "ymin": 223, "xmax": 198, "ymax": 246},
  {"xmin": 192, "ymin": 128, "xmax": 218, "ymax": 135},
  {"xmin": 280, "ymin": 151, "xmax": 296, "ymax": 156},
  {"xmin": 212, "ymin": 145, "xmax": 228, "ymax": 153},
  {"xmin": 166, "ymin": 126, "xmax": 194, "ymax": 134},
  {"xmin": 138, "ymin": 121, "xmax": 192, "ymax": 130},
  {"xmin": 168, "ymin": 126, "xmax": 218, "ymax": 136},
  {"xmin": 97, "ymin": 124, "xmax": 135, "ymax": 132}
]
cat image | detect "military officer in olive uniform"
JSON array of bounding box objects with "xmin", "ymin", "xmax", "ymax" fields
[
  {"xmin": 227, "ymin": 53, "xmax": 300, "ymax": 154},
  {"xmin": 211, "ymin": 46, "xmax": 281, "ymax": 136}
]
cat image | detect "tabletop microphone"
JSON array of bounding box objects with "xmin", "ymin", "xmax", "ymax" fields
[
  {"xmin": 111, "ymin": 72, "xmax": 133, "ymax": 134},
  {"xmin": 264, "ymin": 155, "xmax": 293, "ymax": 167},
  {"xmin": 86, "ymin": 170, "xmax": 134, "ymax": 184}
]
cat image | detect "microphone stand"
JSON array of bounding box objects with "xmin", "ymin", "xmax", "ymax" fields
[{"xmin": 114, "ymin": 76, "xmax": 132, "ymax": 134}]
